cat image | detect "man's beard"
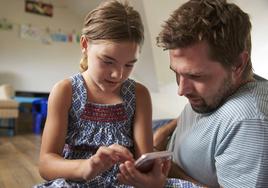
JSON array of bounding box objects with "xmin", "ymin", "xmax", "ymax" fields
[{"xmin": 191, "ymin": 77, "xmax": 235, "ymax": 114}]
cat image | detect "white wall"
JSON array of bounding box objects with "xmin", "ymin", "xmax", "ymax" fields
[
  {"xmin": 0, "ymin": 0, "xmax": 82, "ymax": 93},
  {"xmin": 141, "ymin": 0, "xmax": 189, "ymax": 119},
  {"xmin": 0, "ymin": 0, "xmax": 159, "ymax": 93},
  {"xmin": 127, "ymin": 0, "xmax": 159, "ymax": 92},
  {"xmin": 232, "ymin": 0, "xmax": 268, "ymax": 79},
  {"xmin": 142, "ymin": 0, "xmax": 187, "ymax": 86}
]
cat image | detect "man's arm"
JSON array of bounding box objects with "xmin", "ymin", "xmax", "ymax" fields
[
  {"xmin": 153, "ymin": 118, "xmax": 178, "ymax": 151},
  {"xmin": 169, "ymin": 162, "xmax": 198, "ymax": 183},
  {"xmin": 169, "ymin": 162, "xmax": 210, "ymax": 187}
]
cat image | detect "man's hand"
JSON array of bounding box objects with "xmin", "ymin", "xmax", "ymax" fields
[
  {"xmin": 169, "ymin": 162, "xmax": 206, "ymax": 187},
  {"xmin": 153, "ymin": 119, "xmax": 178, "ymax": 151}
]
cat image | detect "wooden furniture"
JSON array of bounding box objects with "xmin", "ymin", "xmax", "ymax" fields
[
  {"xmin": 15, "ymin": 97, "xmax": 37, "ymax": 134},
  {"xmin": 0, "ymin": 84, "xmax": 19, "ymax": 136}
]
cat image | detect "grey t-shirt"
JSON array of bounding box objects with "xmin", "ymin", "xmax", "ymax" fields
[{"xmin": 168, "ymin": 81, "xmax": 268, "ymax": 188}]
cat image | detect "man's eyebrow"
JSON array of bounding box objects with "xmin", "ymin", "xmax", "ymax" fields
[
  {"xmin": 169, "ymin": 65, "xmax": 205, "ymax": 76},
  {"xmin": 128, "ymin": 59, "xmax": 137, "ymax": 64}
]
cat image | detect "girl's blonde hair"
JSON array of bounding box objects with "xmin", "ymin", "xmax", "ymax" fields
[{"xmin": 79, "ymin": 0, "xmax": 144, "ymax": 72}]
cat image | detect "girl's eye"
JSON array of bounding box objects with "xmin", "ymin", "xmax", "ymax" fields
[{"xmin": 103, "ymin": 61, "xmax": 113, "ymax": 65}]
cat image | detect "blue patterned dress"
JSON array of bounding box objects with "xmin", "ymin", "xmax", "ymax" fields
[
  {"xmin": 34, "ymin": 73, "xmax": 136, "ymax": 188},
  {"xmin": 34, "ymin": 73, "xmax": 203, "ymax": 188}
]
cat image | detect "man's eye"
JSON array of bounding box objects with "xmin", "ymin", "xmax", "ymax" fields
[
  {"xmin": 188, "ymin": 75, "xmax": 202, "ymax": 80},
  {"xmin": 191, "ymin": 75, "xmax": 201, "ymax": 78},
  {"xmin": 125, "ymin": 64, "xmax": 134, "ymax": 68}
]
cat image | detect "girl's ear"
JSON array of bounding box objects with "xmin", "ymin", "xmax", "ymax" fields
[{"xmin": 80, "ymin": 36, "xmax": 88, "ymax": 50}]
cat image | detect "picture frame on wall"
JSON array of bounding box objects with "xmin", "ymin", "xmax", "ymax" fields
[{"xmin": 25, "ymin": 0, "xmax": 53, "ymax": 17}]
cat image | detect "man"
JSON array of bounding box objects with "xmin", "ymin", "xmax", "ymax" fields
[{"xmin": 118, "ymin": 0, "xmax": 268, "ymax": 187}]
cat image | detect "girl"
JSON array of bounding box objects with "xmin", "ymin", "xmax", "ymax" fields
[{"xmin": 35, "ymin": 0, "xmax": 153, "ymax": 187}]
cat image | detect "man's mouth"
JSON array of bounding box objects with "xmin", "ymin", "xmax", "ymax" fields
[{"xmin": 187, "ymin": 96, "xmax": 202, "ymax": 105}]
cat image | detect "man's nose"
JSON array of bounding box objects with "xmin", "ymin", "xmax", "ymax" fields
[{"xmin": 177, "ymin": 76, "xmax": 191, "ymax": 96}]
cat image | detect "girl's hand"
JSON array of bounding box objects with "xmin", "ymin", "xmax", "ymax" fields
[
  {"xmin": 117, "ymin": 158, "xmax": 171, "ymax": 188},
  {"xmin": 80, "ymin": 144, "xmax": 134, "ymax": 180}
]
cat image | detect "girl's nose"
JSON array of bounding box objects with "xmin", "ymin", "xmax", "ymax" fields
[{"xmin": 111, "ymin": 67, "xmax": 123, "ymax": 80}]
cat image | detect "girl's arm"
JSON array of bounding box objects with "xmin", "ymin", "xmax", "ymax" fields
[
  {"xmin": 133, "ymin": 83, "xmax": 153, "ymax": 159},
  {"xmin": 38, "ymin": 79, "xmax": 87, "ymax": 180},
  {"xmin": 39, "ymin": 79, "xmax": 133, "ymax": 181},
  {"xmin": 39, "ymin": 79, "xmax": 79, "ymax": 180}
]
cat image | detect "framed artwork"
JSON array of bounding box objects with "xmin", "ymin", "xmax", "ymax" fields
[{"xmin": 25, "ymin": 0, "xmax": 53, "ymax": 17}]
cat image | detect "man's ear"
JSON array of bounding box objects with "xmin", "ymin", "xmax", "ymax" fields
[
  {"xmin": 80, "ymin": 36, "xmax": 88, "ymax": 50},
  {"xmin": 232, "ymin": 51, "xmax": 249, "ymax": 77}
]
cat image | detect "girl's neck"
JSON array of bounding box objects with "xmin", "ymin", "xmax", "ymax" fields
[{"xmin": 81, "ymin": 73, "xmax": 123, "ymax": 104}]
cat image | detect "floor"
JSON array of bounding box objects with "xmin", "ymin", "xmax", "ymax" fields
[{"xmin": 0, "ymin": 134, "xmax": 44, "ymax": 188}]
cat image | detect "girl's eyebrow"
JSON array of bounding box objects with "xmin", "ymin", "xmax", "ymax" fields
[
  {"xmin": 102, "ymin": 55, "xmax": 116, "ymax": 61},
  {"xmin": 102, "ymin": 55, "xmax": 137, "ymax": 64}
]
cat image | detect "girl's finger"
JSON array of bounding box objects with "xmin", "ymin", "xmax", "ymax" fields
[
  {"xmin": 124, "ymin": 161, "xmax": 138, "ymax": 179},
  {"xmin": 109, "ymin": 144, "xmax": 134, "ymax": 160},
  {"xmin": 118, "ymin": 162, "xmax": 139, "ymax": 185}
]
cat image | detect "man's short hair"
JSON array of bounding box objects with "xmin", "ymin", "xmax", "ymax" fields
[{"xmin": 157, "ymin": 0, "xmax": 253, "ymax": 78}]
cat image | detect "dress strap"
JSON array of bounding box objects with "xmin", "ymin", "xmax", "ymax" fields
[
  {"xmin": 120, "ymin": 79, "xmax": 136, "ymax": 123},
  {"xmin": 69, "ymin": 73, "xmax": 87, "ymax": 119}
]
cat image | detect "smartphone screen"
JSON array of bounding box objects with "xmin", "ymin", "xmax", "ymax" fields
[{"xmin": 135, "ymin": 151, "xmax": 172, "ymax": 173}]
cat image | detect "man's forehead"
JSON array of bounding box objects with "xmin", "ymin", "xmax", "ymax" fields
[
  {"xmin": 169, "ymin": 41, "xmax": 210, "ymax": 57},
  {"xmin": 170, "ymin": 49, "xmax": 184, "ymax": 57}
]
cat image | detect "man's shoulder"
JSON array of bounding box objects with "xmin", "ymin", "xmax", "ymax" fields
[{"xmin": 218, "ymin": 81, "xmax": 268, "ymax": 120}]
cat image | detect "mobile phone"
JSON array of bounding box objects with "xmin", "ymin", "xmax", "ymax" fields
[{"xmin": 135, "ymin": 151, "xmax": 173, "ymax": 173}]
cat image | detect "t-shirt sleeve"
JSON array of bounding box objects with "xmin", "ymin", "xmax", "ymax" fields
[{"xmin": 215, "ymin": 119, "xmax": 268, "ymax": 187}]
